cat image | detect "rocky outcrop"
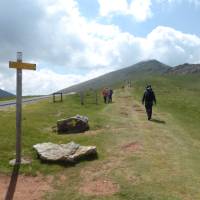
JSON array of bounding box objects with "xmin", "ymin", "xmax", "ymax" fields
[
  {"xmin": 57, "ymin": 115, "xmax": 89, "ymax": 134},
  {"xmin": 33, "ymin": 141, "xmax": 97, "ymax": 163},
  {"xmin": 166, "ymin": 63, "xmax": 200, "ymax": 75}
]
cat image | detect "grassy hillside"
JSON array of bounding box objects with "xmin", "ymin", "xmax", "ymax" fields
[
  {"xmin": 133, "ymin": 74, "xmax": 200, "ymax": 140},
  {"xmin": 1, "ymin": 74, "xmax": 200, "ymax": 200},
  {"xmin": 59, "ymin": 60, "xmax": 170, "ymax": 93}
]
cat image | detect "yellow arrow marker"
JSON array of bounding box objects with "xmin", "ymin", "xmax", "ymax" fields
[{"xmin": 9, "ymin": 61, "xmax": 36, "ymax": 70}]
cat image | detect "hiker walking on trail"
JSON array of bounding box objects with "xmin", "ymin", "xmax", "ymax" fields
[
  {"xmin": 102, "ymin": 88, "xmax": 109, "ymax": 104},
  {"xmin": 108, "ymin": 89, "xmax": 113, "ymax": 103},
  {"xmin": 142, "ymin": 85, "xmax": 156, "ymax": 120}
]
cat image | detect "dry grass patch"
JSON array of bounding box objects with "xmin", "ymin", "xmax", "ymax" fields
[
  {"xmin": 121, "ymin": 142, "xmax": 143, "ymax": 153},
  {"xmin": 79, "ymin": 178, "xmax": 120, "ymax": 196}
]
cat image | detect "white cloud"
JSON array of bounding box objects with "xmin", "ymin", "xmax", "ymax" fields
[
  {"xmin": 1, "ymin": 0, "xmax": 200, "ymax": 95},
  {"xmin": 98, "ymin": 0, "xmax": 200, "ymax": 21},
  {"xmin": 143, "ymin": 26, "xmax": 200, "ymax": 65},
  {"xmin": 98, "ymin": 0, "xmax": 153, "ymax": 22},
  {"xmin": 27, "ymin": 67, "xmax": 113, "ymax": 95},
  {"xmin": 98, "ymin": 0, "xmax": 128, "ymax": 16},
  {"xmin": 129, "ymin": 0, "xmax": 152, "ymax": 22},
  {"xmin": 2, "ymin": 25, "xmax": 200, "ymax": 95},
  {"xmin": 1, "ymin": 68, "xmax": 111, "ymax": 96}
]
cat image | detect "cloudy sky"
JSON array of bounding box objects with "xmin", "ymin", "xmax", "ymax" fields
[{"xmin": 0, "ymin": 0, "xmax": 200, "ymax": 95}]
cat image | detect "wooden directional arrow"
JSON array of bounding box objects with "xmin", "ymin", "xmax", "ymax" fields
[{"xmin": 9, "ymin": 61, "xmax": 36, "ymax": 70}]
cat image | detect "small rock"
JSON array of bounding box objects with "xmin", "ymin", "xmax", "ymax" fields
[{"xmin": 9, "ymin": 158, "xmax": 32, "ymax": 166}]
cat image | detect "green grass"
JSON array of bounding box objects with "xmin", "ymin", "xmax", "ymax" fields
[
  {"xmin": 0, "ymin": 91, "xmax": 107, "ymax": 174},
  {"xmin": 133, "ymin": 74, "xmax": 200, "ymax": 140},
  {"xmin": 1, "ymin": 75, "xmax": 200, "ymax": 200},
  {"xmin": 44, "ymin": 86, "xmax": 200, "ymax": 200},
  {"xmin": 0, "ymin": 97, "xmax": 15, "ymax": 101}
]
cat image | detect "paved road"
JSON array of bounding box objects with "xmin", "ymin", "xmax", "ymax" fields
[{"xmin": 0, "ymin": 95, "xmax": 51, "ymax": 108}]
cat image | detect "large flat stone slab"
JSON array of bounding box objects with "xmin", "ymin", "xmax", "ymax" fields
[{"xmin": 33, "ymin": 141, "xmax": 97, "ymax": 163}]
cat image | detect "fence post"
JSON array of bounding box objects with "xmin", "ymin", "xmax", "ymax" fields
[
  {"xmin": 80, "ymin": 91, "xmax": 84, "ymax": 105},
  {"xmin": 95, "ymin": 90, "xmax": 98, "ymax": 105}
]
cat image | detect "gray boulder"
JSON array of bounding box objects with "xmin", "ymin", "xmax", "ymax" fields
[
  {"xmin": 57, "ymin": 115, "xmax": 89, "ymax": 134},
  {"xmin": 33, "ymin": 141, "xmax": 97, "ymax": 163}
]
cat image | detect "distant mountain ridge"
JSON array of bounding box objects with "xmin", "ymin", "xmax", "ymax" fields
[
  {"xmin": 166, "ymin": 63, "xmax": 200, "ymax": 75},
  {"xmin": 59, "ymin": 60, "xmax": 171, "ymax": 94},
  {"xmin": 58, "ymin": 60, "xmax": 200, "ymax": 94},
  {"xmin": 0, "ymin": 89, "xmax": 15, "ymax": 98}
]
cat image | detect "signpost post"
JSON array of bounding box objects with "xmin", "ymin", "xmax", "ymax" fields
[{"xmin": 9, "ymin": 52, "xmax": 36, "ymax": 165}]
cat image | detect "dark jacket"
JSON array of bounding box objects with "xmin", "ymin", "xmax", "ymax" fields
[{"xmin": 142, "ymin": 88, "xmax": 156, "ymax": 106}]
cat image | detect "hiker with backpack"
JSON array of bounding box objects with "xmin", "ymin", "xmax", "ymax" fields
[
  {"xmin": 108, "ymin": 88, "xmax": 113, "ymax": 103},
  {"xmin": 142, "ymin": 85, "xmax": 156, "ymax": 120},
  {"xmin": 102, "ymin": 88, "xmax": 109, "ymax": 104}
]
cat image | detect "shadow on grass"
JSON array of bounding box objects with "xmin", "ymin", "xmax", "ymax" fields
[
  {"xmin": 39, "ymin": 153, "xmax": 98, "ymax": 168},
  {"xmin": 5, "ymin": 164, "xmax": 20, "ymax": 200},
  {"xmin": 57, "ymin": 129, "xmax": 89, "ymax": 135},
  {"xmin": 151, "ymin": 119, "xmax": 166, "ymax": 124}
]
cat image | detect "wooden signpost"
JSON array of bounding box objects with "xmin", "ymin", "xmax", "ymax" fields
[
  {"xmin": 9, "ymin": 52, "xmax": 36, "ymax": 165},
  {"xmin": 9, "ymin": 61, "xmax": 36, "ymax": 70}
]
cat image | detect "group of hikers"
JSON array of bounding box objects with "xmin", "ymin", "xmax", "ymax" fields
[
  {"xmin": 102, "ymin": 84, "xmax": 156, "ymax": 121},
  {"xmin": 102, "ymin": 88, "xmax": 113, "ymax": 104}
]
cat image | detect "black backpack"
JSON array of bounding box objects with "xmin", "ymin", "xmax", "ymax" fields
[{"xmin": 145, "ymin": 89, "xmax": 154, "ymax": 102}]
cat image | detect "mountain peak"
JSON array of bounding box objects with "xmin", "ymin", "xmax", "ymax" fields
[
  {"xmin": 59, "ymin": 60, "xmax": 171, "ymax": 93},
  {"xmin": 140, "ymin": 59, "xmax": 161, "ymax": 63}
]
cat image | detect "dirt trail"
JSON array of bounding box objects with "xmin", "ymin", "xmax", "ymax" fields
[
  {"xmin": 78, "ymin": 88, "xmax": 152, "ymax": 196},
  {"xmin": 78, "ymin": 88, "xmax": 200, "ymax": 199}
]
